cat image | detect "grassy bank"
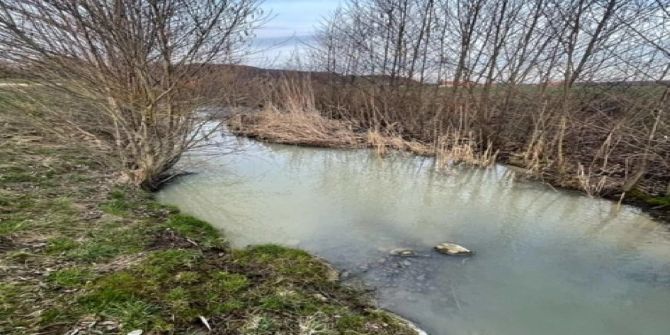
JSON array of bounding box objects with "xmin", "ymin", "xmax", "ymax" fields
[{"xmin": 0, "ymin": 134, "xmax": 419, "ymax": 334}]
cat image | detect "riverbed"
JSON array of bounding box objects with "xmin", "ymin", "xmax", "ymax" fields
[{"xmin": 157, "ymin": 135, "xmax": 670, "ymax": 335}]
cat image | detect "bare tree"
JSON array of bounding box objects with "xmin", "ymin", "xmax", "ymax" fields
[
  {"xmin": 303, "ymin": 0, "xmax": 670, "ymax": 197},
  {"xmin": 0, "ymin": 0, "xmax": 261, "ymax": 190}
]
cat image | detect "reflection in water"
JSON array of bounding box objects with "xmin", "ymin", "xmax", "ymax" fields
[{"xmin": 158, "ymin": 137, "xmax": 670, "ymax": 335}]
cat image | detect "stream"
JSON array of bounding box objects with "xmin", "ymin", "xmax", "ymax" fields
[{"xmin": 157, "ymin": 135, "xmax": 670, "ymax": 335}]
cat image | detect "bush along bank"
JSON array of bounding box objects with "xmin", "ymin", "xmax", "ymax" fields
[
  {"xmin": 0, "ymin": 135, "xmax": 420, "ymax": 335},
  {"xmin": 228, "ymin": 108, "xmax": 670, "ymax": 224}
]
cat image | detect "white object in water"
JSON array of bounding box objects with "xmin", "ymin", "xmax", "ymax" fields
[{"xmin": 434, "ymin": 242, "xmax": 472, "ymax": 256}]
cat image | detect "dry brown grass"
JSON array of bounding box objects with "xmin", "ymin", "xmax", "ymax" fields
[
  {"xmin": 434, "ymin": 130, "xmax": 499, "ymax": 168},
  {"xmin": 366, "ymin": 129, "xmax": 432, "ymax": 156},
  {"xmin": 229, "ymin": 104, "xmax": 364, "ymax": 148},
  {"xmin": 229, "ymin": 106, "xmax": 499, "ymax": 170},
  {"xmin": 229, "ymin": 78, "xmax": 500, "ymax": 169},
  {"xmin": 229, "ymin": 77, "xmax": 365, "ymax": 148}
]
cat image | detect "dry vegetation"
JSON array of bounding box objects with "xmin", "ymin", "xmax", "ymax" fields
[
  {"xmin": 0, "ymin": 0, "xmax": 263, "ymax": 190},
  {"xmin": 231, "ymin": 0, "xmax": 670, "ymax": 214},
  {"xmin": 0, "ymin": 1, "xmax": 424, "ymax": 334},
  {"xmin": 229, "ymin": 78, "xmax": 496, "ymax": 167}
]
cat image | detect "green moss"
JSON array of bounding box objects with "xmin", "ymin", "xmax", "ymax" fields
[
  {"xmin": 78, "ymin": 256, "xmax": 246, "ymax": 331},
  {"xmin": 82, "ymin": 272, "xmax": 139, "ymax": 307},
  {"xmin": 646, "ymin": 196, "xmax": 670, "ymax": 206},
  {"xmin": 259, "ymin": 293, "xmax": 295, "ymax": 311},
  {"xmin": 258, "ymin": 290, "xmax": 321, "ymax": 316},
  {"xmin": 165, "ymin": 287, "xmax": 195, "ymax": 317},
  {"xmin": 245, "ymin": 244, "xmax": 311, "ymax": 258},
  {"xmin": 48, "ymin": 267, "xmax": 93, "ymax": 288},
  {"xmin": 77, "ymin": 272, "xmax": 174, "ymax": 332},
  {"xmin": 201, "ymin": 272, "xmax": 250, "ymax": 315},
  {"xmin": 214, "ymin": 299, "xmax": 245, "ymax": 314},
  {"xmin": 628, "ymin": 189, "xmax": 670, "ymax": 207},
  {"xmin": 100, "ymin": 188, "xmax": 168, "ymax": 217}
]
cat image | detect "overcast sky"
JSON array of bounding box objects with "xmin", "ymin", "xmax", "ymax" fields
[{"xmin": 246, "ymin": 0, "xmax": 342, "ymax": 67}]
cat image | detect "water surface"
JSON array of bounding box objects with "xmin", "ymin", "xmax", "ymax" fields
[{"xmin": 158, "ymin": 136, "xmax": 670, "ymax": 335}]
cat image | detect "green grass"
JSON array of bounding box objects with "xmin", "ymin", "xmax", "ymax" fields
[
  {"xmin": 47, "ymin": 267, "xmax": 93, "ymax": 288},
  {"xmin": 100, "ymin": 189, "xmax": 134, "ymax": 215},
  {"xmin": 628, "ymin": 189, "xmax": 670, "ymax": 207},
  {"xmin": 0, "ymin": 218, "xmax": 26, "ymax": 235},
  {"xmin": 648, "ymin": 197, "xmax": 670, "ymax": 206},
  {"xmin": 0, "ymin": 283, "xmax": 24, "ymax": 328},
  {"xmin": 46, "ymin": 237, "xmax": 80, "ymax": 254},
  {"xmin": 166, "ymin": 214, "xmax": 226, "ymax": 249},
  {"xmin": 0, "ymin": 135, "xmax": 418, "ymax": 334}
]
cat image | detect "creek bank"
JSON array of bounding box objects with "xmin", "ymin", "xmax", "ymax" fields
[
  {"xmin": 0, "ymin": 135, "xmax": 422, "ymax": 335},
  {"xmin": 227, "ymin": 111, "xmax": 670, "ymax": 224}
]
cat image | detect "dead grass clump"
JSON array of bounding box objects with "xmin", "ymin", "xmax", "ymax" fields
[
  {"xmin": 230, "ymin": 77, "xmax": 365, "ymax": 148},
  {"xmin": 230, "ymin": 105, "xmax": 364, "ymax": 148},
  {"xmin": 366, "ymin": 129, "xmax": 432, "ymax": 156},
  {"xmin": 434, "ymin": 131, "xmax": 499, "ymax": 168}
]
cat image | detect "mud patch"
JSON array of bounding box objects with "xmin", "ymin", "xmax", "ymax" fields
[{"xmin": 148, "ymin": 228, "xmax": 198, "ymax": 250}]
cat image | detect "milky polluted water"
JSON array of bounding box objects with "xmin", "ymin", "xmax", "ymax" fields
[{"xmin": 157, "ymin": 134, "xmax": 670, "ymax": 335}]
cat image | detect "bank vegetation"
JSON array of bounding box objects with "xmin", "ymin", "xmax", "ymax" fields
[
  {"xmin": 230, "ymin": 0, "xmax": 670, "ymax": 213},
  {"xmin": 0, "ymin": 127, "xmax": 420, "ymax": 334},
  {"xmin": 0, "ymin": 1, "xmax": 425, "ymax": 334},
  {"xmin": 0, "ymin": 0, "xmax": 264, "ymax": 190}
]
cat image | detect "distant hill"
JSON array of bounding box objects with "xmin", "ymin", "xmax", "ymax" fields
[{"xmin": 197, "ymin": 64, "xmax": 422, "ymax": 86}]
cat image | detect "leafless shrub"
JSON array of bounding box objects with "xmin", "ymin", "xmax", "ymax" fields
[
  {"xmin": 303, "ymin": 0, "xmax": 670, "ymax": 197},
  {"xmin": 0, "ymin": 0, "xmax": 262, "ymax": 190}
]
